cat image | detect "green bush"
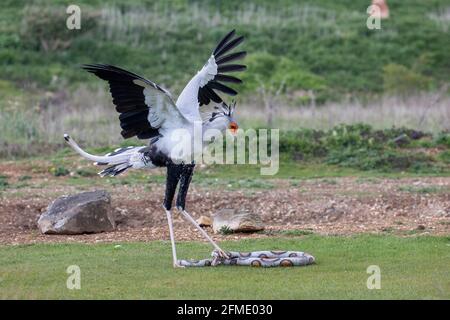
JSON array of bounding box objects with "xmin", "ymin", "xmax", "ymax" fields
[
  {"xmin": 0, "ymin": 175, "xmax": 9, "ymax": 190},
  {"xmin": 50, "ymin": 166, "xmax": 70, "ymax": 177},
  {"xmin": 241, "ymin": 53, "xmax": 328, "ymax": 103},
  {"xmin": 383, "ymin": 63, "xmax": 433, "ymax": 95},
  {"xmin": 435, "ymin": 132, "xmax": 450, "ymax": 148},
  {"xmin": 279, "ymin": 124, "xmax": 448, "ymax": 173},
  {"xmin": 279, "ymin": 129, "xmax": 327, "ymax": 160},
  {"xmin": 438, "ymin": 150, "xmax": 450, "ymax": 164},
  {"xmin": 20, "ymin": 5, "xmax": 98, "ymax": 52}
]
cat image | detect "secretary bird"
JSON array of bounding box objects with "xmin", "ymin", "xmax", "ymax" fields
[{"xmin": 64, "ymin": 30, "xmax": 246, "ymax": 267}]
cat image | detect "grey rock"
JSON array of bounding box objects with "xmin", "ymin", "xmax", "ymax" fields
[
  {"xmin": 38, "ymin": 190, "xmax": 115, "ymax": 234},
  {"xmin": 212, "ymin": 209, "xmax": 265, "ymax": 233}
]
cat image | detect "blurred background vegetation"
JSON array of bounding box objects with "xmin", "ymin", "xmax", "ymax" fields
[{"xmin": 0, "ymin": 0, "xmax": 449, "ymax": 173}]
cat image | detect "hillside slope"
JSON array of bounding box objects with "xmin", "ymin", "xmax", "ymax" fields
[{"xmin": 0, "ymin": 0, "xmax": 449, "ymax": 99}]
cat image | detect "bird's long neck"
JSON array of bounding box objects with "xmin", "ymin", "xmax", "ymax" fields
[
  {"xmin": 201, "ymin": 120, "xmax": 226, "ymax": 134},
  {"xmin": 201, "ymin": 121, "xmax": 227, "ymax": 146}
]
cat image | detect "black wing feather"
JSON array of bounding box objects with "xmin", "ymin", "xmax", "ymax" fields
[
  {"xmin": 82, "ymin": 64, "xmax": 160, "ymax": 140},
  {"xmin": 198, "ymin": 30, "xmax": 246, "ymax": 106},
  {"xmin": 213, "ymin": 29, "xmax": 236, "ymax": 56},
  {"xmin": 215, "ymin": 36, "xmax": 245, "ymax": 59},
  {"xmin": 216, "ymin": 51, "xmax": 247, "ymax": 65},
  {"xmin": 214, "ymin": 74, "xmax": 243, "ymax": 84},
  {"xmin": 207, "ymin": 81, "xmax": 238, "ymax": 96},
  {"xmin": 217, "ymin": 64, "xmax": 247, "ymax": 73},
  {"xmin": 204, "ymin": 85, "xmax": 223, "ymax": 103}
]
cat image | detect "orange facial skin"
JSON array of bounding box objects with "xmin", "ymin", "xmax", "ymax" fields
[{"xmin": 228, "ymin": 121, "xmax": 239, "ymax": 135}]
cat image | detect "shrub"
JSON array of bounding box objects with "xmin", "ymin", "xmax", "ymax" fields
[
  {"xmin": 50, "ymin": 166, "xmax": 70, "ymax": 177},
  {"xmin": 279, "ymin": 129, "xmax": 327, "ymax": 160},
  {"xmin": 20, "ymin": 5, "xmax": 98, "ymax": 52},
  {"xmin": 0, "ymin": 175, "xmax": 9, "ymax": 190},
  {"xmin": 279, "ymin": 124, "xmax": 447, "ymax": 172},
  {"xmin": 240, "ymin": 53, "xmax": 328, "ymax": 102},
  {"xmin": 218, "ymin": 226, "xmax": 234, "ymax": 235},
  {"xmin": 383, "ymin": 63, "xmax": 433, "ymax": 96},
  {"xmin": 435, "ymin": 132, "xmax": 450, "ymax": 148},
  {"xmin": 438, "ymin": 150, "xmax": 450, "ymax": 164}
]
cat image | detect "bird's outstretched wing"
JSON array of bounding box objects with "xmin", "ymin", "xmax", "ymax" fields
[
  {"xmin": 176, "ymin": 30, "xmax": 246, "ymax": 120},
  {"xmin": 82, "ymin": 64, "xmax": 190, "ymax": 140}
]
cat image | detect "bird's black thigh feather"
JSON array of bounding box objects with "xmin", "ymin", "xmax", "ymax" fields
[
  {"xmin": 163, "ymin": 162, "xmax": 195, "ymax": 210},
  {"xmin": 176, "ymin": 164, "xmax": 195, "ymax": 210}
]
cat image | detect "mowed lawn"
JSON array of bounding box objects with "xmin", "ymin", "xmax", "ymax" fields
[{"xmin": 0, "ymin": 235, "xmax": 449, "ymax": 299}]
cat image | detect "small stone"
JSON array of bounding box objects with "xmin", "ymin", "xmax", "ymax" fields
[
  {"xmin": 212, "ymin": 209, "xmax": 265, "ymax": 233},
  {"xmin": 197, "ymin": 216, "xmax": 212, "ymax": 227}
]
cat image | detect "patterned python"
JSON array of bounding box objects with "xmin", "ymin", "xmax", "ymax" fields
[{"xmin": 178, "ymin": 250, "xmax": 315, "ymax": 267}]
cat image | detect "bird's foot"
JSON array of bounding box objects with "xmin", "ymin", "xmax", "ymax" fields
[
  {"xmin": 214, "ymin": 248, "xmax": 230, "ymax": 260},
  {"xmin": 173, "ymin": 261, "xmax": 185, "ymax": 268},
  {"xmin": 211, "ymin": 249, "xmax": 231, "ymax": 266}
]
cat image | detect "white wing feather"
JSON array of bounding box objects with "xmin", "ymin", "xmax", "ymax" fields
[
  {"xmin": 132, "ymin": 79, "xmax": 191, "ymax": 131},
  {"xmin": 175, "ymin": 55, "xmax": 217, "ymax": 122}
]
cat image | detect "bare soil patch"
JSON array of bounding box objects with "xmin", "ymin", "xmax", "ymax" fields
[{"xmin": 0, "ymin": 162, "xmax": 449, "ymax": 244}]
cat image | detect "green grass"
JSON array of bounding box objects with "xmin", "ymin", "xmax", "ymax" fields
[
  {"xmin": 0, "ymin": 235, "xmax": 449, "ymax": 299},
  {"xmin": 197, "ymin": 161, "xmax": 450, "ymax": 181},
  {"xmin": 398, "ymin": 185, "xmax": 450, "ymax": 194}
]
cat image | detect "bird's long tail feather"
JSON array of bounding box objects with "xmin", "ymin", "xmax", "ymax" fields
[
  {"xmin": 64, "ymin": 134, "xmax": 130, "ymax": 164},
  {"xmin": 63, "ymin": 134, "xmax": 145, "ymax": 177}
]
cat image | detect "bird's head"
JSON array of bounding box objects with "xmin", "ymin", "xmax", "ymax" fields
[{"xmin": 206, "ymin": 101, "xmax": 239, "ymax": 136}]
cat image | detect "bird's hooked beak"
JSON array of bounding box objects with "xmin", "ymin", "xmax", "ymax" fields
[{"xmin": 228, "ymin": 121, "xmax": 239, "ymax": 136}]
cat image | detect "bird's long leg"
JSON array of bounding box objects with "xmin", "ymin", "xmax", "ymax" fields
[
  {"xmin": 178, "ymin": 209, "xmax": 228, "ymax": 258},
  {"xmin": 164, "ymin": 163, "xmax": 184, "ymax": 268},
  {"xmin": 176, "ymin": 164, "xmax": 229, "ymax": 258},
  {"xmin": 164, "ymin": 208, "xmax": 182, "ymax": 268}
]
